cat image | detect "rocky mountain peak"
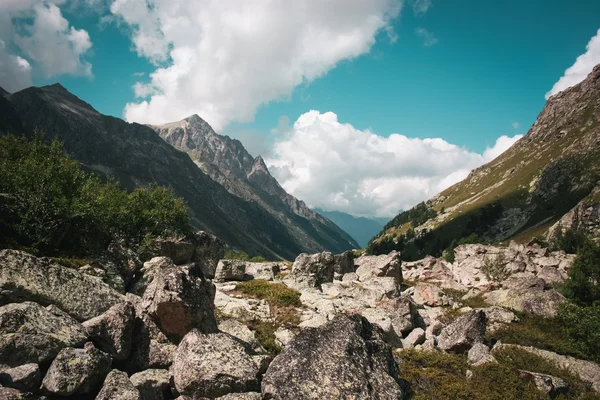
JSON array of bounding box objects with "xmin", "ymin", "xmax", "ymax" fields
[{"xmin": 0, "ymin": 86, "xmax": 9, "ymax": 97}]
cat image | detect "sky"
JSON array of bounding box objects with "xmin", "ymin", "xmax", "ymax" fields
[{"xmin": 1, "ymin": 0, "xmax": 599, "ymax": 218}]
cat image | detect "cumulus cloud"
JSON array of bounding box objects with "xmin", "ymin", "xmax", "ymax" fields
[
  {"xmin": 546, "ymin": 28, "xmax": 600, "ymax": 99},
  {"xmin": 412, "ymin": 0, "xmax": 432, "ymax": 15},
  {"xmin": 416, "ymin": 28, "xmax": 438, "ymax": 47},
  {"xmin": 109, "ymin": 0, "xmax": 403, "ymax": 129},
  {"xmin": 0, "ymin": 0, "xmax": 93, "ymax": 91},
  {"xmin": 266, "ymin": 111, "xmax": 522, "ymax": 218}
]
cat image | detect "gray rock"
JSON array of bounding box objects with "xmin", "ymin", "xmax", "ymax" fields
[
  {"xmin": 129, "ymin": 257, "xmax": 175, "ymax": 296},
  {"xmin": 193, "ymin": 231, "xmax": 226, "ymax": 279},
  {"xmin": 360, "ymin": 308, "xmax": 401, "ymax": 347},
  {"xmin": 467, "ymin": 343, "xmax": 496, "ymax": 366},
  {"xmin": 218, "ymin": 319, "xmax": 265, "ymax": 354},
  {"xmin": 519, "ymin": 370, "xmax": 568, "ymax": 398},
  {"xmin": 0, "ymin": 387, "xmax": 45, "ymax": 399},
  {"xmin": 130, "ymin": 369, "xmax": 171, "ymax": 400},
  {"xmin": 147, "ymin": 236, "xmax": 196, "ymax": 265},
  {"xmin": 0, "ymin": 250, "xmax": 124, "ymax": 321},
  {"xmin": 333, "ymin": 251, "xmax": 355, "ymax": 275},
  {"xmin": 0, "ymin": 302, "xmax": 87, "ymax": 367},
  {"xmin": 261, "ymin": 314, "xmax": 404, "ymax": 399},
  {"xmin": 402, "ymin": 328, "xmax": 426, "ymax": 348},
  {"xmin": 289, "ymin": 252, "xmax": 335, "ymax": 289},
  {"xmin": 216, "ymin": 393, "xmax": 262, "ymax": 400},
  {"xmin": 387, "ymin": 297, "xmax": 419, "ymax": 335},
  {"xmin": 83, "ymin": 302, "xmax": 135, "ymax": 360},
  {"xmin": 95, "ymin": 369, "xmax": 141, "ymax": 400},
  {"xmin": 479, "ymin": 306, "xmax": 519, "ymax": 334},
  {"xmin": 41, "ymin": 344, "xmax": 112, "ymax": 396},
  {"xmin": 142, "ymin": 265, "xmax": 218, "ymax": 341},
  {"xmin": 437, "ymin": 310, "xmax": 486, "ymax": 353},
  {"xmin": 172, "ymin": 330, "xmax": 260, "ymax": 398},
  {"xmin": 413, "ymin": 282, "xmax": 448, "ymax": 307},
  {"xmin": 244, "ymin": 262, "xmax": 281, "ymax": 281},
  {"xmin": 0, "ymin": 364, "xmax": 41, "ymax": 392},
  {"xmin": 215, "ymin": 260, "xmax": 247, "ymax": 282},
  {"xmin": 354, "ymin": 251, "xmax": 403, "ymax": 285}
]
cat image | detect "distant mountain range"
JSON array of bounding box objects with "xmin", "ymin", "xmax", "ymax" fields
[
  {"xmin": 315, "ymin": 209, "xmax": 388, "ymax": 248},
  {"xmin": 0, "ymin": 84, "xmax": 357, "ymax": 259},
  {"xmin": 370, "ymin": 65, "xmax": 600, "ymax": 259}
]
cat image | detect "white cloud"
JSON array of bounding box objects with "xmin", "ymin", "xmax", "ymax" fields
[
  {"xmin": 110, "ymin": 0, "xmax": 403, "ymax": 129},
  {"xmin": 416, "ymin": 27, "xmax": 438, "ymax": 47},
  {"xmin": 546, "ymin": 28, "xmax": 600, "ymax": 99},
  {"xmin": 512, "ymin": 121, "xmax": 520, "ymax": 129},
  {"xmin": 0, "ymin": 0, "xmax": 93, "ymax": 91},
  {"xmin": 412, "ymin": 0, "xmax": 432, "ymax": 15},
  {"xmin": 266, "ymin": 111, "xmax": 522, "ymax": 218}
]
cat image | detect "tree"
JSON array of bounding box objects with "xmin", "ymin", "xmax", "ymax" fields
[{"xmin": 563, "ymin": 240, "xmax": 600, "ymax": 306}]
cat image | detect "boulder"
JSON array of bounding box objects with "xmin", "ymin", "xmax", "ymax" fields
[
  {"xmin": 142, "ymin": 265, "xmax": 218, "ymax": 341},
  {"xmin": 412, "ymin": 282, "xmax": 448, "ymax": 307},
  {"xmin": 289, "ymin": 252, "xmax": 335, "ymax": 289},
  {"xmin": 0, "ymin": 250, "xmax": 124, "ymax": 321},
  {"xmin": 215, "ymin": 260, "xmax": 247, "ymax": 282},
  {"xmin": 467, "ymin": 343, "xmax": 496, "ymax": 366},
  {"xmin": 479, "ymin": 306, "xmax": 519, "ymax": 334},
  {"xmin": 402, "ymin": 328, "xmax": 426, "ymax": 348},
  {"xmin": 216, "ymin": 393, "xmax": 262, "ymax": 400},
  {"xmin": 218, "ymin": 319, "xmax": 265, "ymax": 354},
  {"xmin": 0, "ymin": 302, "xmax": 87, "ymax": 367},
  {"xmin": 0, "ymin": 387, "xmax": 44, "ymax": 399},
  {"xmin": 261, "ymin": 314, "xmax": 404, "ymax": 399},
  {"xmin": 518, "ymin": 370, "xmax": 568, "ymax": 398},
  {"xmin": 360, "ymin": 308, "xmax": 401, "ymax": 347},
  {"xmin": 437, "ymin": 310, "xmax": 486, "ymax": 353},
  {"xmin": 129, "ymin": 257, "xmax": 175, "ymax": 296},
  {"xmin": 0, "ymin": 364, "xmax": 41, "ymax": 392},
  {"xmin": 95, "ymin": 369, "xmax": 141, "ymax": 400},
  {"xmin": 172, "ymin": 330, "xmax": 260, "ymax": 398},
  {"xmin": 130, "ymin": 369, "xmax": 171, "ymax": 400},
  {"xmin": 386, "ymin": 297, "xmax": 419, "ymax": 335},
  {"xmin": 333, "ymin": 251, "xmax": 355, "ymax": 275},
  {"xmin": 354, "ymin": 251, "xmax": 403, "ymax": 285},
  {"xmin": 41, "ymin": 344, "xmax": 112, "ymax": 396},
  {"xmin": 83, "ymin": 302, "xmax": 135, "ymax": 360},
  {"xmin": 193, "ymin": 231, "xmax": 226, "ymax": 279},
  {"xmin": 244, "ymin": 262, "xmax": 281, "ymax": 281},
  {"xmin": 146, "ymin": 236, "xmax": 196, "ymax": 265}
]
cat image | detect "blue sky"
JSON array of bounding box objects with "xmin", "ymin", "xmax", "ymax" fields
[{"xmin": 2, "ymin": 0, "xmax": 599, "ymax": 216}]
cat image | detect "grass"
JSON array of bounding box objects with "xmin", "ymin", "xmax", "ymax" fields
[
  {"xmin": 245, "ymin": 319, "xmax": 281, "ymax": 355},
  {"xmin": 51, "ymin": 256, "xmax": 91, "ymax": 269},
  {"xmin": 395, "ymin": 348, "xmax": 600, "ymax": 400},
  {"xmin": 444, "ymin": 288, "xmax": 490, "ymax": 309},
  {"xmin": 235, "ymin": 279, "xmax": 301, "ymax": 308}
]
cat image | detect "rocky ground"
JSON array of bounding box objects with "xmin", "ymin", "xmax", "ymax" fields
[{"xmin": 0, "ymin": 234, "xmax": 598, "ymax": 399}]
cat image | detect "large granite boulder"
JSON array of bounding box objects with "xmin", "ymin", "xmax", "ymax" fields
[
  {"xmin": 289, "ymin": 252, "xmax": 335, "ymax": 290},
  {"xmin": 261, "ymin": 314, "xmax": 404, "ymax": 399},
  {"xmin": 193, "ymin": 231, "xmax": 226, "ymax": 279},
  {"xmin": 95, "ymin": 369, "xmax": 141, "ymax": 400},
  {"xmin": 0, "ymin": 364, "xmax": 41, "ymax": 392},
  {"xmin": 0, "ymin": 301, "xmax": 87, "ymax": 367},
  {"xmin": 437, "ymin": 310, "xmax": 487, "ymax": 353},
  {"xmin": 41, "ymin": 344, "xmax": 112, "ymax": 396},
  {"xmin": 412, "ymin": 282, "xmax": 449, "ymax": 307},
  {"xmin": 215, "ymin": 260, "xmax": 247, "ymax": 282},
  {"xmin": 172, "ymin": 330, "xmax": 260, "ymax": 398},
  {"xmin": 82, "ymin": 302, "xmax": 136, "ymax": 360},
  {"xmin": 144, "ymin": 236, "xmax": 196, "ymax": 265},
  {"xmin": 142, "ymin": 265, "xmax": 218, "ymax": 341},
  {"xmin": 354, "ymin": 251, "xmax": 403, "ymax": 285},
  {"xmin": 130, "ymin": 369, "xmax": 171, "ymax": 400},
  {"xmin": 333, "ymin": 251, "xmax": 355, "ymax": 275},
  {"xmin": 0, "ymin": 250, "xmax": 124, "ymax": 321},
  {"xmin": 129, "ymin": 257, "xmax": 175, "ymax": 296}
]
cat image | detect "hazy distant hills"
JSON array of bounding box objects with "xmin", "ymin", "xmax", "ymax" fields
[{"xmin": 316, "ymin": 209, "xmax": 388, "ymax": 248}]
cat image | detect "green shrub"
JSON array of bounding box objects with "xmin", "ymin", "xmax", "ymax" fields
[
  {"xmin": 552, "ymin": 229, "xmax": 588, "ymax": 254},
  {"xmin": 224, "ymin": 250, "xmax": 250, "ymax": 260},
  {"xmin": 481, "ymin": 253, "xmax": 510, "ymax": 282},
  {"xmin": 249, "ymin": 255, "xmax": 266, "ymax": 262},
  {"xmin": 0, "ymin": 134, "xmax": 192, "ymax": 256},
  {"xmin": 562, "ymin": 240, "xmax": 600, "ymax": 306},
  {"xmin": 235, "ymin": 280, "xmax": 301, "ymax": 307},
  {"xmin": 557, "ymin": 303, "xmax": 600, "ymax": 363},
  {"xmin": 246, "ymin": 319, "xmax": 281, "ymax": 355}
]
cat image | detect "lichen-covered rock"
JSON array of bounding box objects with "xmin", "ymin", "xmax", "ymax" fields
[
  {"xmin": 142, "ymin": 265, "xmax": 218, "ymax": 341},
  {"xmin": 216, "ymin": 393, "xmax": 262, "ymax": 400},
  {"xmin": 146, "ymin": 236, "xmax": 196, "ymax": 265},
  {"xmin": 193, "ymin": 231, "xmax": 226, "ymax": 279},
  {"xmin": 479, "ymin": 306, "xmax": 519, "ymax": 334},
  {"xmin": 95, "ymin": 369, "xmax": 141, "ymax": 400},
  {"xmin": 129, "ymin": 257, "xmax": 175, "ymax": 296},
  {"xmin": 41, "ymin": 344, "xmax": 112, "ymax": 396},
  {"xmin": 333, "ymin": 251, "xmax": 355, "ymax": 275},
  {"xmin": 354, "ymin": 251, "xmax": 403, "ymax": 285},
  {"xmin": 0, "ymin": 364, "xmax": 41, "ymax": 392},
  {"xmin": 386, "ymin": 297, "xmax": 419, "ymax": 335},
  {"xmin": 172, "ymin": 330, "xmax": 260, "ymax": 398},
  {"xmin": 437, "ymin": 310, "xmax": 486, "ymax": 353},
  {"xmin": 82, "ymin": 302, "xmax": 135, "ymax": 360},
  {"xmin": 518, "ymin": 370, "xmax": 568, "ymax": 398},
  {"xmin": 261, "ymin": 314, "xmax": 404, "ymax": 400},
  {"xmin": 244, "ymin": 262, "xmax": 281, "ymax": 281},
  {"xmin": 0, "ymin": 302, "xmax": 87, "ymax": 367},
  {"xmin": 467, "ymin": 343, "xmax": 496, "ymax": 366},
  {"xmin": 360, "ymin": 308, "xmax": 401, "ymax": 347},
  {"xmin": 218, "ymin": 319, "xmax": 265, "ymax": 354},
  {"xmin": 215, "ymin": 260, "xmax": 247, "ymax": 282},
  {"xmin": 0, "ymin": 387, "xmax": 45, "ymax": 400},
  {"xmin": 0, "ymin": 250, "xmax": 124, "ymax": 321},
  {"xmin": 402, "ymin": 328, "xmax": 426, "ymax": 348},
  {"xmin": 413, "ymin": 282, "xmax": 449, "ymax": 307},
  {"xmin": 289, "ymin": 252, "xmax": 335, "ymax": 290},
  {"xmin": 130, "ymin": 369, "xmax": 171, "ymax": 400}
]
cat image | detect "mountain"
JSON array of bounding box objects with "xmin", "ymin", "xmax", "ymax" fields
[
  {"xmin": 0, "ymin": 84, "xmax": 356, "ymax": 259},
  {"xmin": 370, "ymin": 65, "xmax": 600, "ymax": 259},
  {"xmin": 151, "ymin": 115, "xmax": 359, "ymax": 253},
  {"xmin": 315, "ymin": 209, "xmax": 387, "ymax": 248}
]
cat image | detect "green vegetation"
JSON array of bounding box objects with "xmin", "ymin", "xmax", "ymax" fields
[
  {"xmin": 444, "ymin": 233, "xmax": 480, "ymax": 263},
  {"xmin": 246, "ymin": 319, "xmax": 281, "ymax": 355},
  {"xmin": 224, "ymin": 249, "xmax": 267, "ymax": 262},
  {"xmin": 235, "ymin": 279, "xmax": 301, "ymax": 308},
  {"xmin": 562, "ymin": 239, "xmax": 600, "ymax": 306},
  {"xmin": 384, "ymin": 201, "xmax": 438, "ymax": 231},
  {"xmin": 396, "ymin": 347, "xmax": 599, "ymax": 400},
  {"xmin": 552, "ymin": 229, "xmax": 589, "ymax": 254},
  {"xmin": 481, "ymin": 253, "xmax": 510, "ymax": 282},
  {"xmin": 557, "ymin": 303, "xmax": 600, "ymax": 363},
  {"xmin": 0, "ymin": 134, "xmax": 192, "ymax": 257}
]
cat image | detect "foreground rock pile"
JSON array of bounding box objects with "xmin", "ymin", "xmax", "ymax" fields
[{"xmin": 0, "ymin": 235, "xmax": 598, "ymax": 399}]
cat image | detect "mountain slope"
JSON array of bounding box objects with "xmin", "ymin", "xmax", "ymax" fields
[
  {"xmin": 1, "ymin": 84, "xmax": 354, "ymax": 259},
  {"xmin": 152, "ymin": 115, "xmax": 359, "ymax": 253},
  {"xmin": 370, "ymin": 65, "xmax": 600, "ymax": 259},
  {"xmin": 315, "ymin": 209, "xmax": 387, "ymax": 248}
]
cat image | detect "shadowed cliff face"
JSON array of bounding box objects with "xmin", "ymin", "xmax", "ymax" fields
[
  {"xmin": 371, "ymin": 65, "xmax": 600, "ymax": 259},
  {"xmin": 1, "ymin": 84, "xmax": 355, "ymax": 259},
  {"xmin": 152, "ymin": 115, "xmax": 359, "ymax": 255}
]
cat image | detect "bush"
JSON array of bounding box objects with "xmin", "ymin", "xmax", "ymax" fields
[
  {"xmin": 444, "ymin": 233, "xmax": 480, "ymax": 263},
  {"xmin": 562, "ymin": 240, "xmax": 600, "ymax": 306},
  {"xmin": 552, "ymin": 229, "xmax": 588, "ymax": 254},
  {"xmin": 250, "ymin": 256, "xmax": 266, "ymax": 262},
  {"xmin": 0, "ymin": 134, "xmax": 192, "ymax": 256},
  {"xmin": 481, "ymin": 253, "xmax": 510, "ymax": 282},
  {"xmin": 235, "ymin": 280, "xmax": 301, "ymax": 307},
  {"xmin": 557, "ymin": 303, "xmax": 600, "ymax": 364},
  {"xmin": 224, "ymin": 250, "xmax": 250, "ymax": 260}
]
